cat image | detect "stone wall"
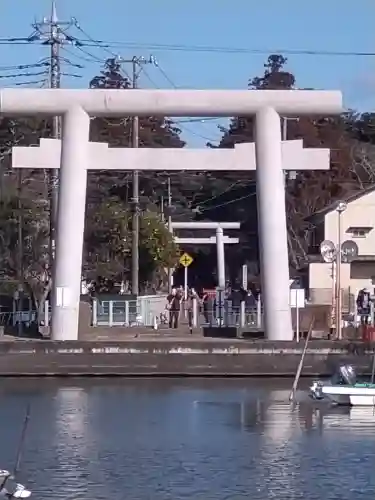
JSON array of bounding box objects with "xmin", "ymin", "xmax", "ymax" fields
[{"xmin": 0, "ymin": 339, "xmax": 372, "ymax": 377}]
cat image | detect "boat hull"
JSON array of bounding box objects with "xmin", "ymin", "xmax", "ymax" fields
[
  {"xmin": 350, "ymin": 395, "xmax": 375, "ymax": 407},
  {"xmin": 325, "ymin": 394, "xmax": 351, "ymax": 406},
  {"xmin": 322, "ymin": 387, "xmax": 375, "ymax": 406}
]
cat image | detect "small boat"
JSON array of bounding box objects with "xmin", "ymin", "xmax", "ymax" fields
[
  {"xmin": 310, "ymin": 364, "xmax": 375, "ymax": 406},
  {"xmin": 0, "ymin": 470, "xmax": 31, "ymax": 498},
  {"xmin": 0, "ymin": 405, "xmax": 32, "ymax": 498}
]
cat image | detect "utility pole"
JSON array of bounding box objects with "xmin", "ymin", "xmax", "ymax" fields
[
  {"xmin": 160, "ymin": 195, "xmax": 165, "ymax": 222},
  {"xmin": 167, "ymin": 176, "xmax": 173, "ymax": 293},
  {"xmin": 16, "ymin": 170, "xmax": 24, "ymax": 337},
  {"xmin": 131, "ymin": 58, "xmax": 140, "ymax": 296},
  {"xmin": 33, "ymin": 2, "xmax": 74, "ymax": 268},
  {"xmin": 50, "ymin": 1, "xmax": 61, "ymax": 250},
  {"xmin": 120, "ymin": 56, "xmax": 155, "ymax": 295}
]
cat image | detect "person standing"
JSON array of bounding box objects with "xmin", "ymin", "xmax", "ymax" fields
[
  {"xmin": 184, "ymin": 288, "xmax": 199, "ymax": 334},
  {"xmin": 166, "ymin": 288, "xmax": 182, "ymax": 329},
  {"xmin": 229, "ymin": 282, "xmax": 247, "ymax": 325},
  {"xmin": 356, "ymin": 288, "xmax": 372, "ymax": 325}
]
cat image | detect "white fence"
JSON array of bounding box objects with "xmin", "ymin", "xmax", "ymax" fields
[{"xmin": 92, "ymin": 295, "xmax": 168, "ymax": 327}]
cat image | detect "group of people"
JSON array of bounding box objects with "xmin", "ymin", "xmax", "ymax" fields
[
  {"xmin": 166, "ymin": 283, "xmax": 259, "ymax": 331},
  {"xmin": 166, "ymin": 287, "xmax": 198, "ymax": 331}
]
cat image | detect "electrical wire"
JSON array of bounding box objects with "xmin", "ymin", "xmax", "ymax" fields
[
  {"xmin": 58, "ymin": 55, "xmax": 84, "ymax": 70},
  {"xmin": 73, "ymin": 39, "xmax": 375, "ymax": 58},
  {"xmin": 155, "ymin": 64, "xmax": 178, "ymax": 88},
  {"xmin": 142, "ymin": 64, "xmax": 220, "ymax": 143},
  {"xmin": 72, "ymin": 22, "xmax": 132, "ymax": 81},
  {"xmin": 75, "ymin": 45, "xmax": 104, "ymax": 64},
  {"xmin": 73, "ymin": 22, "xmax": 121, "ymax": 60},
  {"xmin": 13, "ymin": 79, "xmax": 48, "ymax": 86},
  {"xmin": 175, "ymin": 118, "xmax": 222, "ymax": 124},
  {"xmin": 0, "ymin": 37, "xmax": 32, "ymax": 42},
  {"xmin": 193, "ymin": 191, "xmax": 256, "ymax": 213},
  {"xmin": 3, "ymin": 32, "xmax": 371, "ymax": 58},
  {"xmin": 60, "ymin": 46, "xmax": 92, "ymax": 65},
  {"xmin": 0, "ymin": 62, "xmax": 49, "ymax": 72},
  {"xmin": 0, "ymin": 71, "xmax": 48, "ymax": 80},
  {"xmin": 191, "ymin": 181, "xmax": 242, "ymax": 208}
]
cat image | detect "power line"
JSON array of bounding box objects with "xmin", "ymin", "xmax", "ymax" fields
[
  {"xmin": 73, "ymin": 21, "xmax": 122, "ymax": 61},
  {"xmin": 0, "ymin": 71, "xmax": 48, "ymax": 79},
  {"xmin": 191, "ymin": 181, "xmax": 242, "ymax": 209},
  {"xmin": 2, "ymin": 31, "xmax": 373, "ymax": 58},
  {"xmin": 0, "ymin": 61, "xmax": 49, "ymax": 72},
  {"xmin": 193, "ymin": 190, "xmax": 256, "ymax": 214},
  {"xmin": 68, "ymin": 39, "xmax": 375, "ymax": 58},
  {"xmin": 141, "ymin": 62, "xmax": 221, "ymax": 144}
]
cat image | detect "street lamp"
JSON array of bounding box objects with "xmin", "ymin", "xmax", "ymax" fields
[{"xmin": 335, "ymin": 200, "xmax": 347, "ymax": 340}]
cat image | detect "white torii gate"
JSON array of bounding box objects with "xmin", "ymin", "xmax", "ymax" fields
[
  {"xmin": 171, "ymin": 221, "xmax": 241, "ymax": 290},
  {"xmin": 8, "ymin": 87, "xmax": 341, "ymax": 341},
  {"xmin": 14, "ymin": 136, "xmax": 330, "ymax": 339}
]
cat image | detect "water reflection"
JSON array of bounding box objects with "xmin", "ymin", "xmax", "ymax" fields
[{"xmin": 0, "ymin": 379, "xmax": 373, "ymax": 499}]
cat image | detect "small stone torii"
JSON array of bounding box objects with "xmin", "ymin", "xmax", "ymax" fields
[
  {"xmin": 171, "ymin": 221, "xmax": 241, "ymax": 289},
  {"xmin": 8, "ymin": 88, "xmax": 341, "ymax": 341}
]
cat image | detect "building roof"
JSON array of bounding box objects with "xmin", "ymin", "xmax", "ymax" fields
[
  {"xmin": 306, "ymin": 140, "xmax": 375, "ymax": 223},
  {"xmin": 307, "ymin": 183, "xmax": 375, "ymax": 223}
]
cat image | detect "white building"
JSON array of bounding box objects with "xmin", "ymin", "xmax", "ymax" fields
[{"xmin": 308, "ymin": 186, "xmax": 375, "ymax": 310}]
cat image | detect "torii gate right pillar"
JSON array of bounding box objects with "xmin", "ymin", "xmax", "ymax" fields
[{"xmin": 255, "ymin": 107, "xmax": 292, "ymax": 340}]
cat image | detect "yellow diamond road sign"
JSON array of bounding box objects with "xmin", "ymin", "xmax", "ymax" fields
[{"xmin": 180, "ymin": 252, "xmax": 193, "ymax": 268}]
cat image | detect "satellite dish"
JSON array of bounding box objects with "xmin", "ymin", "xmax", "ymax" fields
[
  {"xmin": 341, "ymin": 240, "xmax": 359, "ymax": 263},
  {"xmin": 320, "ymin": 240, "xmax": 336, "ymax": 263}
]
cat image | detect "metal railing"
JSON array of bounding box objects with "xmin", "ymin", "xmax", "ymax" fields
[
  {"xmin": 192, "ymin": 302, "xmax": 263, "ymax": 329},
  {"xmin": 91, "ymin": 296, "xmax": 264, "ymax": 329},
  {"xmin": 93, "ymin": 300, "xmax": 139, "ymax": 327},
  {"xmin": 92, "ymin": 295, "xmax": 168, "ymax": 327}
]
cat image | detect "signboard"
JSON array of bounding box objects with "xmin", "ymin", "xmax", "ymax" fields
[
  {"xmin": 179, "ymin": 252, "xmax": 194, "ymax": 268},
  {"xmin": 290, "ymin": 288, "xmax": 305, "ymax": 309}
]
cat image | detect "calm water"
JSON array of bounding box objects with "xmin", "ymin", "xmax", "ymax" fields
[{"xmin": 0, "ymin": 378, "xmax": 374, "ymax": 499}]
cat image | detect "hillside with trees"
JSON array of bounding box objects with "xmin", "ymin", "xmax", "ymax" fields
[{"xmin": 201, "ymin": 54, "xmax": 375, "ymax": 273}]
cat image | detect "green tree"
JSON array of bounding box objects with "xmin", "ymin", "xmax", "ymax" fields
[
  {"xmin": 86, "ymin": 58, "xmax": 183, "ymax": 290},
  {"xmin": 0, "ymin": 117, "xmax": 53, "ymax": 317},
  {"xmin": 84, "ymin": 197, "xmax": 179, "ymax": 291},
  {"xmin": 0, "ymin": 189, "xmax": 50, "ymax": 319}
]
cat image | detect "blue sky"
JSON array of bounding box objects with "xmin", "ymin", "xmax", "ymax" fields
[{"xmin": 0, "ymin": 0, "xmax": 373, "ymax": 146}]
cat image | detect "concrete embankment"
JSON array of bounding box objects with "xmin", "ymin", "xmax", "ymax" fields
[{"xmin": 0, "ymin": 339, "xmax": 373, "ymax": 377}]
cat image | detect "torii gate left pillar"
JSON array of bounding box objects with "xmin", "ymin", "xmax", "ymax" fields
[{"xmin": 7, "ymin": 87, "xmax": 341, "ymax": 341}]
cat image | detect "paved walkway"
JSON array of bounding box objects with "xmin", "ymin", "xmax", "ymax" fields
[{"xmin": 79, "ymin": 326, "xmax": 203, "ymax": 341}]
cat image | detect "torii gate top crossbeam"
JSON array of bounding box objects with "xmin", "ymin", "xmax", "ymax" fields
[{"xmin": 0, "ymin": 88, "xmax": 342, "ymax": 116}]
